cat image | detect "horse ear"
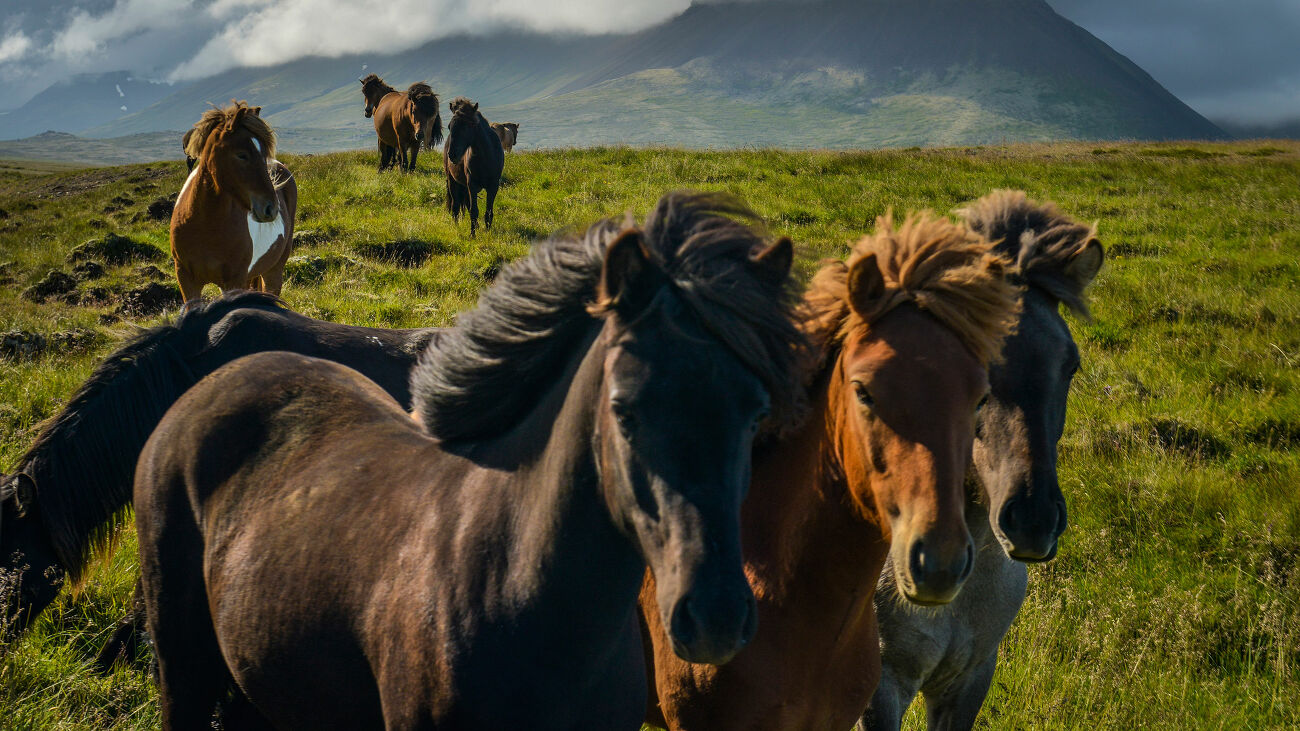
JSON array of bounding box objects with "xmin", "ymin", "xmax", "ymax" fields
[
  {"xmin": 226, "ymin": 104, "xmax": 247, "ymax": 132},
  {"xmin": 598, "ymin": 229, "xmax": 661, "ymax": 314},
  {"xmin": 847, "ymin": 251, "xmax": 887, "ymax": 318},
  {"xmin": 750, "ymin": 236, "xmax": 793, "ymax": 287},
  {"xmin": 3, "ymin": 473, "xmax": 36, "ymax": 519},
  {"xmin": 1065, "ymin": 237, "xmax": 1104, "ymax": 288},
  {"xmin": 472, "ymin": 103, "xmax": 479, "ymax": 113},
  {"xmin": 250, "ymin": 106, "xmax": 262, "ymax": 117}
]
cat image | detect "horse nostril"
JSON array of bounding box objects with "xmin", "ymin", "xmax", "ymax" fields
[
  {"xmin": 908, "ymin": 540, "xmax": 928, "ymax": 582},
  {"xmin": 958, "ymin": 540, "xmax": 975, "ymax": 582}
]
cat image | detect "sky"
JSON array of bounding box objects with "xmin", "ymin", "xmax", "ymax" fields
[{"xmin": 1, "ymin": 0, "xmax": 1298, "ymax": 124}]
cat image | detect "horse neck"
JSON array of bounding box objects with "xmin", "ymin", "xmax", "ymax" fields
[
  {"xmin": 468, "ymin": 324, "xmax": 645, "ymax": 630},
  {"xmin": 741, "ymin": 352, "xmax": 889, "ymax": 603},
  {"xmin": 183, "ymin": 156, "xmax": 240, "ymax": 218}
]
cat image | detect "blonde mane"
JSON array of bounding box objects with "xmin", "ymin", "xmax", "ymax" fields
[
  {"xmin": 183, "ymin": 100, "xmax": 276, "ymax": 162},
  {"xmin": 802, "ymin": 212, "xmax": 1022, "ymax": 367}
]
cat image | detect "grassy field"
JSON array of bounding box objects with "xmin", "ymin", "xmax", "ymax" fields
[{"xmin": 1, "ymin": 141, "xmax": 1297, "ymax": 729}]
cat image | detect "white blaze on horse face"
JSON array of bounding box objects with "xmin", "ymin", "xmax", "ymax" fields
[
  {"xmin": 251, "ymin": 137, "xmax": 262, "ymax": 157},
  {"xmin": 247, "ymin": 211, "xmax": 284, "ymax": 276}
]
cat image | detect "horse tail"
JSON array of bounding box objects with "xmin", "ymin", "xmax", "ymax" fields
[
  {"xmin": 426, "ymin": 109, "xmax": 444, "ymax": 150},
  {"xmin": 407, "ymin": 83, "xmax": 443, "ymax": 150}
]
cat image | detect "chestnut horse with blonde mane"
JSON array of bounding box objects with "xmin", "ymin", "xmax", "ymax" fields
[
  {"xmin": 643, "ymin": 213, "xmax": 1022, "ymax": 730},
  {"xmin": 360, "ymin": 74, "xmax": 443, "ymax": 172},
  {"xmin": 171, "ymin": 102, "xmax": 296, "ymax": 303}
]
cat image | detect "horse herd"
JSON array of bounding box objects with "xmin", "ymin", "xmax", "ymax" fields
[
  {"xmin": 169, "ymin": 82, "xmax": 503, "ymax": 303},
  {"xmin": 1, "ymin": 105, "xmax": 1103, "ymax": 730}
]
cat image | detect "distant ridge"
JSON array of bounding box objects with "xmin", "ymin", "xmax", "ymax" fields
[{"xmin": 1, "ymin": 0, "xmax": 1225, "ymax": 156}]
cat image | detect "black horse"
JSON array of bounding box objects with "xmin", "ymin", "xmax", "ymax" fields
[
  {"xmin": 0, "ymin": 291, "xmax": 438, "ymax": 650},
  {"xmin": 443, "ymin": 97, "xmax": 505, "ymax": 236}
]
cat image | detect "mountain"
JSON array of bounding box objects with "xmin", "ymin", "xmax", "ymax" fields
[
  {"xmin": 1, "ymin": 0, "xmax": 1226, "ymax": 158},
  {"xmin": 0, "ymin": 72, "xmax": 180, "ymax": 140}
]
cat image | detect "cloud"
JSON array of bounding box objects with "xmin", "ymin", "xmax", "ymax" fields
[
  {"xmin": 0, "ymin": 33, "xmax": 33, "ymax": 64},
  {"xmin": 51, "ymin": 0, "xmax": 196, "ymax": 59},
  {"xmin": 172, "ymin": 0, "xmax": 692, "ymax": 80}
]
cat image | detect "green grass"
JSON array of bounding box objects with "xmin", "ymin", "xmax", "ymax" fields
[{"xmin": 2, "ymin": 140, "xmax": 1298, "ymax": 729}]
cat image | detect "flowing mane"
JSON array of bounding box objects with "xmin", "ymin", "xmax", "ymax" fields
[
  {"xmin": 802, "ymin": 212, "xmax": 1021, "ymax": 368},
  {"xmin": 411, "ymin": 191, "xmax": 807, "ymax": 441},
  {"xmin": 10, "ymin": 292, "xmax": 288, "ymax": 580},
  {"xmin": 956, "ymin": 189, "xmax": 1100, "ymax": 318},
  {"xmin": 183, "ymin": 100, "xmax": 276, "ymax": 161}
]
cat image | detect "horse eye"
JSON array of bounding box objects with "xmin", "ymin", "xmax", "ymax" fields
[
  {"xmin": 854, "ymin": 382, "xmax": 874, "ymax": 408},
  {"xmin": 236, "ymin": 152, "xmax": 249, "ymax": 161}
]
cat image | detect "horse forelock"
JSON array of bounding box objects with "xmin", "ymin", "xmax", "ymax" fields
[
  {"xmin": 411, "ymin": 191, "xmax": 807, "ymax": 440},
  {"xmin": 956, "ymin": 189, "xmax": 1100, "ymax": 318},
  {"xmin": 187, "ymin": 100, "xmax": 276, "ymax": 163},
  {"xmin": 802, "ymin": 212, "xmax": 1022, "ymax": 368}
]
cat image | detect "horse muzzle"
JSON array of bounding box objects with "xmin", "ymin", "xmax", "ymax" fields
[
  {"xmin": 666, "ymin": 581, "xmax": 757, "ymax": 665},
  {"xmin": 250, "ymin": 196, "xmax": 279, "ymax": 223},
  {"xmin": 996, "ymin": 494, "xmax": 1067, "ymax": 562}
]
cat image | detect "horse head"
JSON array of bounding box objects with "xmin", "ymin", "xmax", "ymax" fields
[
  {"xmin": 445, "ymin": 98, "xmax": 481, "ymax": 161},
  {"xmin": 589, "ymin": 196, "xmax": 802, "ymax": 664},
  {"xmin": 808, "ymin": 213, "xmax": 1020, "ymax": 605},
  {"xmin": 200, "ymin": 102, "xmax": 279, "ymax": 223},
  {"xmin": 0, "ymin": 471, "xmax": 64, "ymax": 642},
  {"xmin": 360, "ymin": 74, "xmax": 387, "ymax": 119},
  {"xmin": 958, "ymin": 190, "xmax": 1104, "ymax": 561}
]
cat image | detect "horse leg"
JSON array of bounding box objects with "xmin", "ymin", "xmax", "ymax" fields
[
  {"xmin": 920, "ymin": 654, "xmax": 997, "ymax": 731},
  {"xmin": 138, "ymin": 486, "xmax": 232, "ymax": 728},
  {"xmin": 407, "ymin": 145, "xmax": 418, "ymax": 173},
  {"xmin": 246, "ymin": 275, "xmax": 265, "ymax": 292},
  {"xmin": 484, "ymin": 182, "xmax": 498, "ymax": 231},
  {"xmin": 175, "ymin": 262, "xmax": 203, "ymax": 305},
  {"xmin": 93, "ymin": 577, "xmax": 150, "ymax": 674},
  {"xmin": 469, "ymin": 184, "xmax": 480, "ymax": 238},
  {"xmin": 377, "ymin": 141, "xmax": 388, "ymax": 171},
  {"xmin": 857, "ymin": 667, "xmax": 917, "ymax": 731}
]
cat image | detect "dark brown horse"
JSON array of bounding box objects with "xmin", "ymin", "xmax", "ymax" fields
[
  {"xmin": 360, "ymin": 74, "xmax": 443, "ymax": 172},
  {"xmin": 643, "ymin": 213, "xmax": 1022, "ymax": 730},
  {"xmin": 171, "ymin": 101, "xmax": 296, "ymax": 303},
  {"xmin": 135, "ymin": 192, "xmax": 805, "ymax": 729},
  {"xmin": 0, "ymin": 292, "xmax": 438, "ymax": 647},
  {"xmin": 444, "ymin": 97, "xmax": 504, "ymax": 236},
  {"xmin": 862, "ymin": 191, "xmax": 1104, "ymax": 731}
]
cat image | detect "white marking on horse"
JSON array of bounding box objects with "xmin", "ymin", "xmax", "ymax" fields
[
  {"xmin": 178, "ymin": 165, "xmax": 200, "ymax": 201},
  {"xmin": 247, "ymin": 212, "xmax": 284, "ymax": 276},
  {"xmin": 251, "ymin": 137, "xmax": 262, "ymax": 156}
]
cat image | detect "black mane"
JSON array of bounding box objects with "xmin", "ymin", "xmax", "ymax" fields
[
  {"xmin": 410, "ymin": 191, "xmax": 807, "ymax": 441},
  {"xmin": 12, "ymin": 292, "xmax": 287, "ymax": 578}
]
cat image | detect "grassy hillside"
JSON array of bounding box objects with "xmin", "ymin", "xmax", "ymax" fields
[{"xmin": 1, "ymin": 141, "xmax": 1297, "ymax": 729}]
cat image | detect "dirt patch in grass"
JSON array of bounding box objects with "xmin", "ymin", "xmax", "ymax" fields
[
  {"xmin": 1143, "ymin": 417, "xmax": 1231, "ymax": 460},
  {"xmin": 16, "ymin": 165, "xmax": 174, "ymax": 199},
  {"xmin": 117, "ymin": 281, "xmax": 182, "ymax": 316},
  {"xmin": 21, "ymin": 269, "xmax": 79, "ymax": 303},
  {"xmin": 353, "ymin": 239, "xmax": 446, "ymax": 268},
  {"xmin": 67, "ymin": 233, "xmax": 166, "ymax": 265}
]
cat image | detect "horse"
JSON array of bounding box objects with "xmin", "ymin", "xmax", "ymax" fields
[
  {"xmin": 491, "ymin": 122, "xmax": 520, "ymax": 151},
  {"xmin": 642, "ymin": 212, "xmax": 1023, "ymax": 730},
  {"xmin": 134, "ymin": 192, "xmax": 806, "ymax": 729},
  {"xmin": 0, "ymin": 291, "xmax": 439, "ymax": 648},
  {"xmin": 860, "ymin": 191, "xmax": 1104, "ymax": 731},
  {"xmin": 360, "ymin": 75, "xmax": 443, "ymax": 172},
  {"xmin": 171, "ymin": 101, "xmax": 296, "ymax": 304},
  {"xmin": 444, "ymin": 97, "xmax": 504, "ymax": 237}
]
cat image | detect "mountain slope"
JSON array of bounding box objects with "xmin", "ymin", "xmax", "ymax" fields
[{"xmin": 6, "ymin": 0, "xmax": 1226, "ymax": 154}]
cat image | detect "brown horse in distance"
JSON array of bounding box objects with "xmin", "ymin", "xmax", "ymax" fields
[
  {"xmin": 643, "ymin": 213, "xmax": 1022, "ymax": 730},
  {"xmin": 135, "ymin": 192, "xmax": 806, "ymax": 729},
  {"xmin": 444, "ymin": 97, "xmax": 504, "ymax": 236},
  {"xmin": 491, "ymin": 121, "xmax": 520, "ymax": 151},
  {"xmin": 360, "ymin": 74, "xmax": 443, "ymax": 171},
  {"xmin": 171, "ymin": 101, "xmax": 296, "ymax": 304}
]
